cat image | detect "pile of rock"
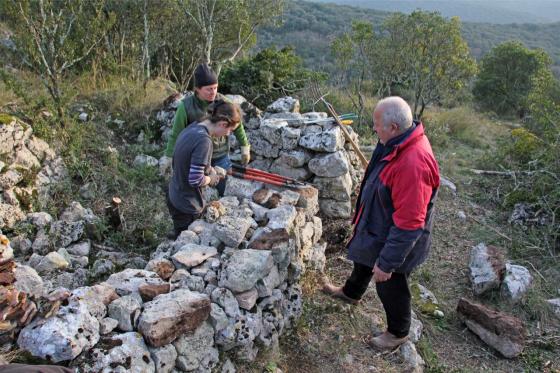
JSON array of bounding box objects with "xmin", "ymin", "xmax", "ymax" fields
[
  {"xmin": 11, "ymin": 178, "xmax": 325, "ymax": 372},
  {"xmin": 0, "ymin": 115, "xmax": 66, "ymax": 229},
  {"xmin": 157, "ymin": 95, "xmax": 364, "ymax": 218},
  {"xmin": 458, "ymin": 242, "xmax": 535, "ymax": 358}
]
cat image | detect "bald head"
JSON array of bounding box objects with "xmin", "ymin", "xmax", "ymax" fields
[{"xmin": 374, "ymin": 96, "xmax": 413, "ymax": 131}]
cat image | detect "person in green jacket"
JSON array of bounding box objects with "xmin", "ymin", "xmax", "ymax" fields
[{"xmin": 162, "ymin": 63, "xmax": 250, "ymax": 196}]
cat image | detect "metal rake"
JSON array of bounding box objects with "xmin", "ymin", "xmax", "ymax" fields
[{"xmin": 309, "ymin": 83, "xmax": 369, "ymax": 170}]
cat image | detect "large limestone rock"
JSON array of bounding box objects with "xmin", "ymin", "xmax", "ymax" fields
[
  {"xmin": 213, "ymin": 215, "xmax": 252, "ymax": 248},
  {"xmin": 18, "ymin": 301, "xmax": 100, "ymax": 362},
  {"xmin": 313, "ymin": 173, "xmax": 352, "ymax": 201},
  {"xmin": 308, "ymin": 151, "xmax": 350, "ymax": 177},
  {"xmin": 269, "ymin": 159, "xmax": 313, "ymax": 181},
  {"xmin": 106, "ymin": 269, "xmax": 166, "ymax": 296},
  {"xmin": 299, "ymin": 124, "xmax": 344, "ymax": 153},
  {"xmin": 457, "ymin": 298, "xmax": 525, "ymax": 358},
  {"xmin": 469, "ymin": 243, "xmax": 505, "ymax": 295},
  {"xmin": 266, "ymin": 97, "xmax": 300, "ymax": 113},
  {"xmin": 221, "ymin": 249, "xmax": 274, "ymax": 293},
  {"xmin": 137, "ymin": 289, "xmax": 211, "ymax": 347},
  {"xmin": 266, "ymin": 205, "xmax": 297, "ymax": 231}
]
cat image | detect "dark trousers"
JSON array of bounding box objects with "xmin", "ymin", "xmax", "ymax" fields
[
  {"xmin": 166, "ymin": 190, "xmax": 200, "ymax": 239},
  {"xmin": 342, "ymin": 262, "xmax": 411, "ymax": 338}
]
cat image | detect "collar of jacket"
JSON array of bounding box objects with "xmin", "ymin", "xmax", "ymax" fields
[
  {"xmin": 382, "ymin": 121, "xmax": 424, "ymax": 162},
  {"xmin": 193, "ymin": 92, "xmax": 210, "ymax": 110}
]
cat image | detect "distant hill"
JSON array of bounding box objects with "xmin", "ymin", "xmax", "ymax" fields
[
  {"xmin": 257, "ymin": 1, "xmax": 560, "ymax": 75},
  {"xmin": 310, "ymin": 0, "xmax": 560, "ymax": 24}
]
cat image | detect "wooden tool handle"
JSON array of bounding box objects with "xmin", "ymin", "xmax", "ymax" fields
[{"xmin": 325, "ymin": 102, "xmax": 369, "ymax": 169}]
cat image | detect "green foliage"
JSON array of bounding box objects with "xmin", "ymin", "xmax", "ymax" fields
[
  {"xmin": 220, "ymin": 47, "xmax": 325, "ymax": 108},
  {"xmin": 330, "ymin": 11, "xmax": 477, "ymax": 119},
  {"xmin": 1, "ymin": 0, "xmax": 114, "ymax": 122},
  {"xmin": 473, "ymin": 41, "xmax": 552, "ymax": 117}
]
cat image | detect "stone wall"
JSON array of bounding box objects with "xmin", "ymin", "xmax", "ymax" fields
[
  {"xmin": 3, "ymin": 178, "xmax": 325, "ymax": 372},
  {"xmin": 158, "ymin": 95, "xmax": 364, "ymax": 218},
  {"xmin": 0, "ymin": 115, "xmax": 67, "ymax": 229}
]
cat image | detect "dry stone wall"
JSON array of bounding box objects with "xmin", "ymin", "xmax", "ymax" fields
[
  {"xmin": 157, "ymin": 95, "xmax": 364, "ymax": 218},
  {"xmin": 2, "ymin": 148, "xmax": 326, "ymax": 372},
  {"xmin": 0, "ymin": 115, "xmax": 66, "ymax": 229}
]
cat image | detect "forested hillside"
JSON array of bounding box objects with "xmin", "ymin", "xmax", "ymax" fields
[
  {"xmin": 258, "ymin": 1, "xmax": 560, "ymax": 75},
  {"xmin": 311, "ymin": 0, "xmax": 560, "ymax": 24}
]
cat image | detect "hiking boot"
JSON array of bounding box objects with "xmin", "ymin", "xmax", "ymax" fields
[
  {"xmin": 321, "ymin": 280, "xmax": 360, "ymax": 305},
  {"xmin": 367, "ymin": 331, "xmax": 409, "ymax": 350}
]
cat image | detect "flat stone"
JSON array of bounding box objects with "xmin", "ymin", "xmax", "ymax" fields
[
  {"xmin": 139, "ymin": 283, "xmax": 170, "ymax": 302},
  {"xmin": 66, "ymin": 240, "xmax": 91, "ymax": 256},
  {"xmin": 106, "ymin": 269, "xmax": 166, "ymax": 296},
  {"xmin": 172, "ymin": 244, "xmax": 218, "ymax": 268},
  {"xmin": 266, "ymin": 205, "xmax": 297, "ymax": 231},
  {"xmin": 269, "ymin": 160, "xmax": 312, "ymax": 181},
  {"xmin": 224, "ymin": 176, "xmax": 263, "ymax": 201},
  {"xmin": 137, "ymin": 289, "xmax": 211, "ymax": 347},
  {"xmin": 457, "ymin": 297, "xmax": 525, "ymax": 358}
]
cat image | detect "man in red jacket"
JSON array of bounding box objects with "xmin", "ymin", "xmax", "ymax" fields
[{"xmin": 323, "ymin": 96, "xmax": 440, "ymax": 350}]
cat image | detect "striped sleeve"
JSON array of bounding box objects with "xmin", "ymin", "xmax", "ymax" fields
[{"xmin": 188, "ymin": 164, "xmax": 206, "ymax": 186}]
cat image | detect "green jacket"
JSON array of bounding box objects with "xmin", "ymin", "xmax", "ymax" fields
[{"xmin": 164, "ymin": 93, "xmax": 248, "ymax": 159}]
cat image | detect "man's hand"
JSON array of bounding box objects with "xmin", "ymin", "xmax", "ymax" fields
[
  {"xmin": 240, "ymin": 146, "xmax": 251, "ymax": 165},
  {"xmin": 373, "ymin": 263, "xmax": 392, "ymax": 283}
]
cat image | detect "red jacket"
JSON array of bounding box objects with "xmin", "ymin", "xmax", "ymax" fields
[{"xmin": 347, "ymin": 122, "xmax": 440, "ymax": 273}]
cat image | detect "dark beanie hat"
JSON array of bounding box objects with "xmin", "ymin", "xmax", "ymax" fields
[{"xmin": 194, "ymin": 63, "xmax": 218, "ymax": 88}]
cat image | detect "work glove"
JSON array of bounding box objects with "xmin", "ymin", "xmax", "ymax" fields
[
  {"xmin": 240, "ymin": 146, "xmax": 251, "ymax": 165},
  {"xmin": 159, "ymin": 156, "xmax": 173, "ymax": 177}
]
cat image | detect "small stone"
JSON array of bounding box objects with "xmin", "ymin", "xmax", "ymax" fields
[
  {"xmin": 172, "ymin": 244, "xmax": 218, "ymax": 269},
  {"xmin": 133, "ymin": 154, "xmax": 158, "ymax": 168},
  {"xmin": 145, "ymin": 258, "xmax": 175, "ymax": 280},
  {"xmin": 235, "ymin": 288, "xmax": 259, "ymax": 310},
  {"xmin": 35, "ymin": 252, "xmax": 69, "ymax": 274},
  {"xmin": 99, "ymin": 317, "xmax": 119, "ymax": 334},
  {"xmin": 107, "ymin": 295, "xmax": 142, "ymax": 332},
  {"xmin": 139, "ymin": 283, "xmax": 171, "ymax": 302}
]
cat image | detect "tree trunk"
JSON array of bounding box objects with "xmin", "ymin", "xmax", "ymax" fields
[{"xmin": 142, "ymin": 0, "xmax": 151, "ymax": 82}]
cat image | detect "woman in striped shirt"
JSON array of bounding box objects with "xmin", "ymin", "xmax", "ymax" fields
[{"xmin": 166, "ymin": 100, "xmax": 241, "ymax": 239}]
